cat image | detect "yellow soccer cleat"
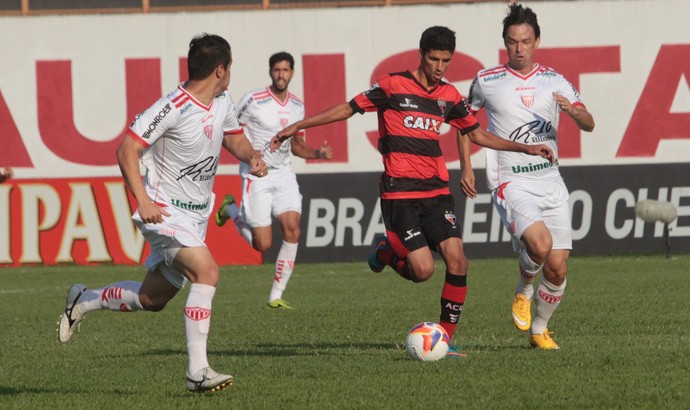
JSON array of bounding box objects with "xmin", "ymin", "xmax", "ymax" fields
[
  {"xmin": 215, "ymin": 194, "xmax": 236, "ymax": 227},
  {"xmin": 529, "ymin": 329, "xmax": 560, "ymax": 350},
  {"xmin": 267, "ymin": 299, "xmax": 294, "ymax": 309},
  {"xmin": 511, "ymin": 293, "xmax": 532, "ymax": 332}
]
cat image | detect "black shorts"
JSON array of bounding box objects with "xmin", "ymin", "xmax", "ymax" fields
[{"xmin": 380, "ymin": 194, "xmax": 461, "ymax": 256}]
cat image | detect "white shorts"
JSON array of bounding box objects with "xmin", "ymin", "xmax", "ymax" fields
[
  {"xmin": 240, "ymin": 167, "xmax": 302, "ymax": 228},
  {"xmin": 492, "ymin": 177, "xmax": 572, "ymax": 251},
  {"xmin": 133, "ymin": 205, "xmax": 209, "ymax": 289}
]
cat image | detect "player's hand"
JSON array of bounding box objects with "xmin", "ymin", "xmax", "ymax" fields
[
  {"xmin": 138, "ymin": 200, "xmax": 170, "ymax": 225},
  {"xmin": 272, "ymin": 124, "xmax": 299, "ymax": 152},
  {"xmin": 249, "ymin": 154, "xmax": 269, "ymax": 178},
  {"xmin": 317, "ymin": 140, "xmax": 333, "ymax": 160},
  {"xmin": 553, "ymin": 93, "xmax": 573, "ymax": 114},
  {"xmin": 460, "ymin": 167, "xmax": 477, "ymax": 199},
  {"xmin": 526, "ymin": 144, "xmax": 555, "ymax": 163},
  {"xmin": 0, "ymin": 167, "xmax": 13, "ymax": 183}
]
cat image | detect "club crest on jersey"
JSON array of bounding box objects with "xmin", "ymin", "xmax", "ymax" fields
[
  {"xmin": 521, "ymin": 95, "xmax": 534, "ymax": 108},
  {"xmin": 280, "ymin": 117, "xmax": 289, "ymax": 128},
  {"xmin": 204, "ymin": 124, "xmax": 213, "ymax": 140},
  {"xmin": 437, "ymin": 99, "xmax": 447, "ymax": 115},
  {"xmin": 444, "ymin": 211, "xmax": 456, "ymax": 226}
]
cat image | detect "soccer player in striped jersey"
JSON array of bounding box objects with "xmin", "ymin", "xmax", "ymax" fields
[
  {"xmin": 273, "ymin": 26, "xmax": 553, "ymax": 357},
  {"xmin": 57, "ymin": 34, "xmax": 268, "ymax": 392},
  {"xmin": 462, "ymin": 3, "xmax": 595, "ymax": 349},
  {"xmin": 215, "ymin": 52, "xmax": 333, "ymax": 309}
]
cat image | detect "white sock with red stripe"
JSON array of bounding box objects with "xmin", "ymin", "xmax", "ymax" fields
[
  {"xmin": 515, "ymin": 248, "xmax": 542, "ymax": 300},
  {"xmin": 77, "ymin": 281, "xmax": 143, "ymax": 313},
  {"xmin": 268, "ymin": 241, "xmax": 297, "ymax": 302},
  {"xmin": 531, "ymin": 278, "xmax": 566, "ymax": 335},
  {"xmin": 185, "ymin": 283, "xmax": 215, "ymax": 375}
]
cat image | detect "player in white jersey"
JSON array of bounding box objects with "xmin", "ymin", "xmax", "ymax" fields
[
  {"xmin": 57, "ymin": 34, "xmax": 268, "ymax": 392},
  {"xmin": 461, "ymin": 3, "xmax": 594, "ymax": 349},
  {"xmin": 215, "ymin": 52, "xmax": 332, "ymax": 309}
]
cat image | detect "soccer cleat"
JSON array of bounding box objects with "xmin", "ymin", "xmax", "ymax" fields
[
  {"xmin": 368, "ymin": 234, "xmax": 390, "ymax": 273},
  {"xmin": 215, "ymin": 194, "xmax": 236, "ymax": 227},
  {"xmin": 446, "ymin": 345, "xmax": 467, "ymax": 358},
  {"xmin": 511, "ymin": 293, "xmax": 532, "ymax": 332},
  {"xmin": 57, "ymin": 284, "xmax": 87, "ymax": 343},
  {"xmin": 529, "ymin": 328, "xmax": 560, "ymax": 350},
  {"xmin": 186, "ymin": 367, "xmax": 234, "ymax": 393},
  {"xmin": 266, "ymin": 299, "xmax": 293, "ymax": 309}
]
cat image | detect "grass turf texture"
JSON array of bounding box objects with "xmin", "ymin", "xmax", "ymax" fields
[{"xmin": 1, "ymin": 255, "xmax": 688, "ymax": 409}]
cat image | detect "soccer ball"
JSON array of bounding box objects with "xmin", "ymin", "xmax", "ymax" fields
[{"xmin": 405, "ymin": 322, "xmax": 450, "ymax": 361}]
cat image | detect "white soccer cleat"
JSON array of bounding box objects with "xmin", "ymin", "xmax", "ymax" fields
[
  {"xmin": 186, "ymin": 367, "xmax": 234, "ymax": 393},
  {"xmin": 57, "ymin": 284, "xmax": 87, "ymax": 343}
]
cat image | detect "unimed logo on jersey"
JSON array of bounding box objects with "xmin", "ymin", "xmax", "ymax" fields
[{"xmin": 185, "ymin": 307, "xmax": 211, "ymax": 321}]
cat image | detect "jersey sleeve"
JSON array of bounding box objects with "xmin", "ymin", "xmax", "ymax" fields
[
  {"xmin": 447, "ymin": 93, "xmax": 480, "ymax": 135},
  {"xmin": 557, "ymin": 75, "xmax": 585, "ymax": 109},
  {"xmin": 223, "ymin": 91, "xmax": 243, "ymax": 135},
  {"xmin": 467, "ymin": 75, "xmax": 485, "ymax": 114},
  {"xmin": 127, "ymin": 96, "xmax": 178, "ymax": 147},
  {"xmin": 234, "ymin": 91, "xmax": 254, "ymax": 126},
  {"xmin": 349, "ymin": 75, "xmax": 391, "ymax": 115}
]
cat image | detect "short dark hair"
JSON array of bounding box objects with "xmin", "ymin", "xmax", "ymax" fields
[
  {"xmin": 269, "ymin": 52, "xmax": 295, "ymax": 70},
  {"xmin": 187, "ymin": 33, "xmax": 232, "ymax": 81},
  {"xmin": 502, "ymin": 3, "xmax": 540, "ymax": 40},
  {"xmin": 419, "ymin": 26, "xmax": 456, "ymax": 54}
]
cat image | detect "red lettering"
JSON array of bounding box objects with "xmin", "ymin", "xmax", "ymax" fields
[
  {"xmin": 366, "ymin": 50, "xmax": 485, "ymax": 161},
  {"xmin": 37, "ymin": 59, "xmax": 162, "ymax": 165},
  {"xmin": 0, "ymin": 91, "xmax": 33, "ymax": 166},
  {"xmin": 618, "ymin": 45, "xmax": 690, "ymax": 156},
  {"xmin": 500, "ymin": 46, "xmax": 621, "ymax": 158},
  {"xmin": 302, "ymin": 54, "xmax": 348, "ymax": 163}
]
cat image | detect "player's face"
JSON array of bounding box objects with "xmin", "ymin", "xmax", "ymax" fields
[
  {"xmin": 419, "ymin": 49, "xmax": 453, "ymax": 86},
  {"xmin": 270, "ymin": 60, "xmax": 294, "ymax": 92},
  {"xmin": 504, "ymin": 23, "xmax": 540, "ymax": 73}
]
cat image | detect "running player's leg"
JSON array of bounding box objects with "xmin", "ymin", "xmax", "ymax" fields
[
  {"xmin": 242, "ymin": 177, "xmax": 274, "ymax": 252},
  {"xmin": 267, "ymin": 211, "xmax": 300, "ymax": 307},
  {"xmin": 173, "ymin": 246, "xmax": 233, "ymax": 391},
  {"xmin": 436, "ymin": 237, "xmax": 468, "ymax": 343}
]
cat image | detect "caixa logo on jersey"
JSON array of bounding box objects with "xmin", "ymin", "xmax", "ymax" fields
[
  {"xmin": 141, "ymin": 103, "xmax": 172, "ymax": 139},
  {"xmin": 403, "ymin": 116, "xmax": 442, "ymax": 133}
]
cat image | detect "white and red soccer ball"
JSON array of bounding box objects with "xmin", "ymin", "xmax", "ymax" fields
[{"xmin": 405, "ymin": 322, "xmax": 450, "ymax": 361}]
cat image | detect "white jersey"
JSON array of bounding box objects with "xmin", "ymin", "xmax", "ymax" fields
[
  {"xmin": 235, "ymin": 87, "xmax": 305, "ymax": 179},
  {"xmin": 128, "ymin": 84, "xmax": 243, "ymax": 222},
  {"xmin": 468, "ymin": 64, "xmax": 585, "ymax": 191}
]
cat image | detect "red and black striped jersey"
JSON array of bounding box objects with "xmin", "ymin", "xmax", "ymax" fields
[{"xmin": 349, "ymin": 71, "xmax": 479, "ymax": 200}]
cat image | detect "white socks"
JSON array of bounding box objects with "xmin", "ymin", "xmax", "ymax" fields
[
  {"xmin": 515, "ymin": 248, "xmax": 543, "ymax": 300},
  {"xmin": 531, "ymin": 278, "xmax": 566, "ymax": 335},
  {"xmin": 77, "ymin": 281, "xmax": 143, "ymax": 313},
  {"xmin": 225, "ymin": 202, "xmax": 253, "ymax": 244},
  {"xmin": 268, "ymin": 241, "xmax": 298, "ymax": 302},
  {"xmin": 185, "ymin": 283, "xmax": 215, "ymax": 376}
]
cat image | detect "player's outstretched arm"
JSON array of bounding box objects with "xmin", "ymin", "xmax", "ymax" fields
[
  {"xmin": 456, "ymin": 130, "xmax": 477, "ymax": 199},
  {"xmin": 291, "ymin": 136, "xmax": 333, "ymax": 160},
  {"xmin": 272, "ymin": 102, "xmax": 354, "ymax": 151},
  {"xmin": 463, "ymin": 127, "xmax": 554, "ymax": 163}
]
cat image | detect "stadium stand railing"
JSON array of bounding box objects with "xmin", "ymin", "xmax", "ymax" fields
[{"xmin": 1, "ymin": 0, "xmax": 508, "ymax": 15}]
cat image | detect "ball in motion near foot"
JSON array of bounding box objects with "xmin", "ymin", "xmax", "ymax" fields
[{"xmin": 405, "ymin": 322, "xmax": 450, "ymax": 361}]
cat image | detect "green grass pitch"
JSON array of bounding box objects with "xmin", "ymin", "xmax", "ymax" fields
[{"xmin": 1, "ymin": 254, "xmax": 688, "ymax": 409}]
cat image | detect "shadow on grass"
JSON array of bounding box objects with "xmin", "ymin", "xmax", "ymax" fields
[{"xmin": 139, "ymin": 342, "xmax": 400, "ymax": 358}]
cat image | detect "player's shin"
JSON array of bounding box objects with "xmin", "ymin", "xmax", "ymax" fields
[
  {"xmin": 78, "ymin": 281, "xmax": 144, "ymax": 313},
  {"xmin": 439, "ymin": 272, "xmax": 467, "ymax": 339},
  {"xmin": 516, "ymin": 248, "xmax": 542, "ymax": 299},
  {"xmin": 268, "ymin": 241, "xmax": 297, "ymax": 302},
  {"xmin": 185, "ymin": 283, "xmax": 215, "ymax": 375},
  {"xmin": 531, "ymin": 278, "xmax": 565, "ymax": 334}
]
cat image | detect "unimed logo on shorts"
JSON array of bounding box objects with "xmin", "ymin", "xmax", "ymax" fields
[{"xmin": 184, "ymin": 307, "xmax": 211, "ymax": 321}]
